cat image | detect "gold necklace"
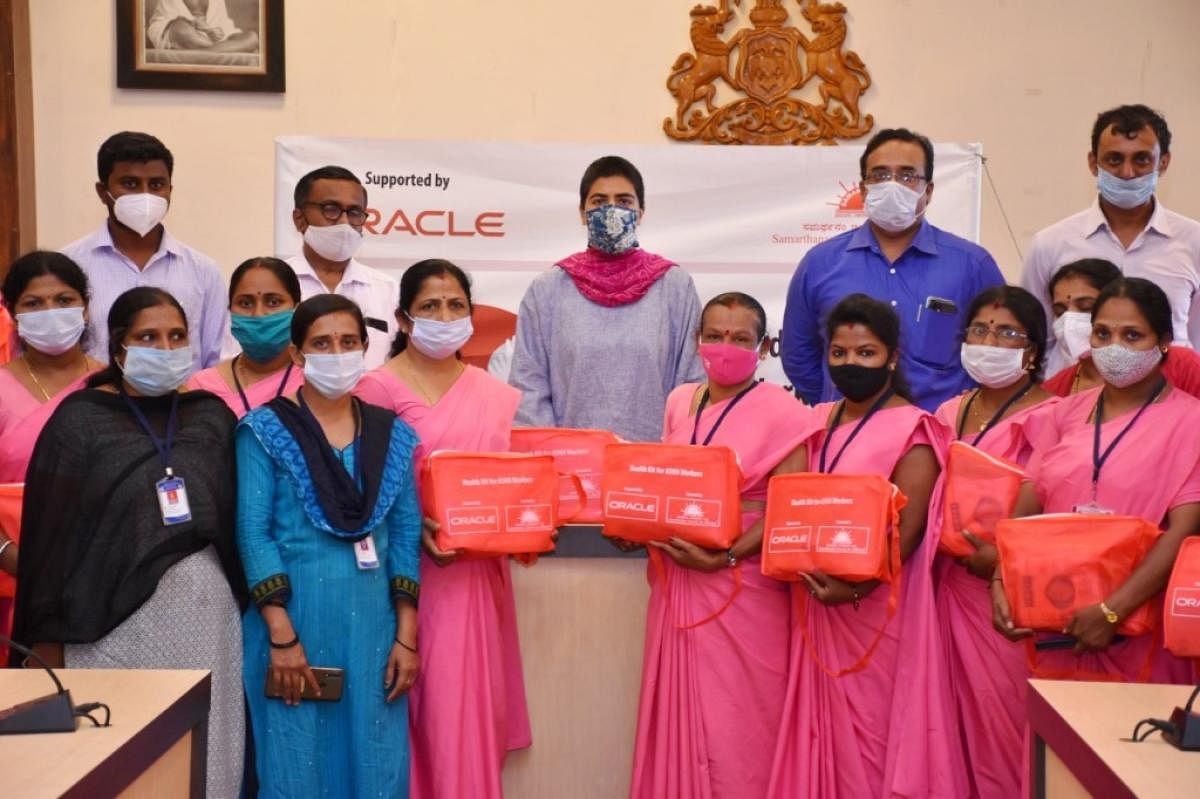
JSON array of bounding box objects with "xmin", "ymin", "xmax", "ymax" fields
[
  {"xmin": 22, "ymin": 352, "xmax": 88, "ymax": 402},
  {"xmin": 401, "ymin": 355, "xmax": 463, "ymax": 405}
]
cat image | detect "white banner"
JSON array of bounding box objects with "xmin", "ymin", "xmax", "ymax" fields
[{"xmin": 275, "ymin": 137, "xmax": 982, "ymax": 386}]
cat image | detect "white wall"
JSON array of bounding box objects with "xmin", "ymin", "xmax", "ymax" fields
[{"xmin": 28, "ymin": 1, "xmax": 1200, "ymax": 280}]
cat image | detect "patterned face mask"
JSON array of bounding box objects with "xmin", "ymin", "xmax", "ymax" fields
[{"xmin": 586, "ymin": 205, "xmax": 640, "ymax": 255}]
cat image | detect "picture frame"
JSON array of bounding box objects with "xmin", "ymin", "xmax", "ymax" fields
[{"xmin": 116, "ymin": 0, "xmax": 285, "ymax": 92}]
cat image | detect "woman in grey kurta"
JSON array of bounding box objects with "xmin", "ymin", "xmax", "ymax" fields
[{"xmin": 508, "ymin": 156, "xmax": 704, "ymax": 442}]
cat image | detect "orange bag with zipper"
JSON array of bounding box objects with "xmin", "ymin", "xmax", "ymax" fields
[
  {"xmin": 509, "ymin": 428, "xmax": 618, "ymax": 524},
  {"xmin": 939, "ymin": 441, "xmax": 1025, "ymax": 558},
  {"xmin": 995, "ymin": 514, "xmax": 1159, "ymax": 635},
  {"xmin": 600, "ymin": 442, "xmax": 741, "ymax": 548},
  {"xmin": 1164, "ymin": 535, "xmax": 1200, "ymax": 657},
  {"xmin": 421, "ymin": 451, "xmax": 584, "ymax": 558}
]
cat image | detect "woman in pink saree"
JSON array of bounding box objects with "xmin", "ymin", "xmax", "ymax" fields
[
  {"xmin": 187, "ymin": 258, "xmax": 304, "ymax": 418},
  {"xmin": 0, "ymin": 252, "xmax": 101, "ymax": 657},
  {"xmin": 354, "ymin": 259, "xmax": 530, "ymax": 799},
  {"xmin": 768, "ymin": 294, "xmax": 966, "ymax": 798},
  {"xmin": 934, "ymin": 286, "xmax": 1058, "ymax": 798},
  {"xmin": 628, "ymin": 293, "xmax": 815, "ymax": 799},
  {"xmin": 992, "ymin": 278, "xmax": 1200, "ymax": 686}
]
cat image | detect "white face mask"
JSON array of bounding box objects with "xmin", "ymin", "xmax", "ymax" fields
[
  {"xmin": 1053, "ymin": 311, "xmax": 1093, "ymax": 363},
  {"xmin": 406, "ymin": 313, "xmax": 473, "ymax": 360},
  {"xmin": 15, "ymin": 306, "xmax": 86, "ymax": 355},
  {"xmin": 111, "ymin": 192, "xmax": 169, "ymax": 237},
  {"xmin": 1090, "ymin": 343, "xmax": 1163, "ymax": 388},
  {"xmin": 303, "ymin": 223, "xmax": 363, "ymax": 263},
  {"xmin": 960, "ymin": 343, "xmax": 1027, "ymax": 389},
  {"xmin": 864, "ymin": 180, "xmax": 924, "ymax": 233},
  {"xmin": 302, "ymin": 351, "xmax": 366, "ymax": 399}
]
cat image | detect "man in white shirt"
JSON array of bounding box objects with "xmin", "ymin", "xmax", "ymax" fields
[
  {"xmin": 62, "ymin": 131, "xmax": 228, "ymax": 370},
  {"xmin": 286, "ymin": 166, "xmax": 399, "ymax": 369},
  {"xmin": 1022, "ymin": 104, "xmax": 1200, "ymax": 373}
]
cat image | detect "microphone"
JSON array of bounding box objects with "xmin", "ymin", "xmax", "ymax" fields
[
  {"xmin": 1163, "ymin": 685, "xmax": 1200, "ymax": 751},
  {"xmin": 0, "ymin": 634, "xmax": 76, "ymax": 734}
]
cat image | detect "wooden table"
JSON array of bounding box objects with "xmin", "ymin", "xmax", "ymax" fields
[
  {"xmin": 1028, "ymin": 678, "xmax": 1200, "ymax": 798},
  {"xmin": 0, "ymin": 668, "xmax": 210, "ymax": 798}
]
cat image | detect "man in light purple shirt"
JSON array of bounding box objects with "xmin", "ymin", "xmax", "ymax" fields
[{"xmin": 61, "ymin": 131, "xmax": 228, "ymax": 370}]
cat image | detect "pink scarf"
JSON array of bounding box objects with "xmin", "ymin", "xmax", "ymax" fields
[{"xmin": 557, "ymin": 248, "xmax": 676, "ymax": 307}]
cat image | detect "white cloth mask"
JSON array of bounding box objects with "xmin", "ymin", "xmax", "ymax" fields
[
  {"xmin": 111, "ymin": 193, "xmax": 169, "ymax": 237},
  {"xmin": 406, "ymin": 314, "xmax": 473, "ymax": 360},
  {"xmin": 15, "ymin": 307, "xmax": 86, "ymax": 355},
  {"xmin": 1090, "ymin": 343, "xmax": 1163, "ymax": 388},
  {"xmin": 1053, "ymin": 311, "xmax": 1093, "ymax": 363},
  {"xmin": 864, "ymin": 180, "xmax": 924, "ymax": 233},
  {"xmin": 960, "ymin": 343, "xmax": 1028, "ymax": 388},
  {"xmin": 303, "ymin": 223, "xmax": 363, "ymax": 263},
  {"xmin": 303, "ymin": 351, "xmax": 366, "ymax": 399}
]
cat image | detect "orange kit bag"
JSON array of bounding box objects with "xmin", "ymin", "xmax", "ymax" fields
[
  {"xmin": 760, "ymin": 473, "xmax": 906, "ymax": 583},
  {"xmin": 509, "ymin": 428, "xmax": 618, "ymax": 524},
  {"xmin": 421, "ymin": 451, "xmax": 584, "ymax": 558},
  {"xmin": 939, "ymin": 441, "xmax": 1025, "ymax": 558},
  {"xmin": 600, "ymin": 442, "xmax": 741, "ymax": 548},
  {"xmin": 1164, "ymin": 536, "xmax": 1200, "ymax": 657},
  {"xmin": 996, "ymin": 514, "xmax": 1159, "ymax": 636},
  {"xmin": 0, "ymin": 484, "xmax": 22, "ymax": 600}
]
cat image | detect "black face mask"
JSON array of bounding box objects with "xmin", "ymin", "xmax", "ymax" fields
[{"xmin": 828, "ymin": 363, "xmax": 891, "ymax": 402}]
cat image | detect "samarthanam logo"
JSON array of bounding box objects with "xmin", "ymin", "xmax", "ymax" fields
[
  {"xmin": 815, "ymin": 524, "xmax": 869, "ymax": 555},
  {"xmin": 828, "ymin": 181, "xmax": 865, "ymax": 217},
  {"xmin": 666, "ymin": 496, "xmax": 721, "ymax": 528},
  {"xmin": 447, "ymin": 506, "xmax": 500, "ymax": 535},
  {"xmin": 1171, "ymin": 587, "xmax": 1200, "ymax": 618},
  {"xmin": 768, "ymin": 526, "xmax": 812, "ymax": 554},
  {"xmin": 505, "ymin": 504, "xmax": 553, "ymax": 532},
  {"xmin": 606, "ymin": 491, "xmax": 659, "ymax": 521}
]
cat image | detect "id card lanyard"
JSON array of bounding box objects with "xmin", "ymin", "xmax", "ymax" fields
[
  {"xmin": 1084, "ymin": 377, "xmax": 1166, "ymax": 512},
  {"xmin": 120, "ymin": 388, "xmax": 191, "ymax": 526},
  {"xmin": 957, "ymin": 380, "xmax": 1035, "ymax": 446},
  {"xmin": 690, "ymin": 381, "xmax": 759, "ymax": 446},
  {"xmin": 231, "ymin": 356, "xmax": 294, "ymax": 416},
  {"xmin": 818, "ymin": 388, "xmax": 895, "ymax": 474}
]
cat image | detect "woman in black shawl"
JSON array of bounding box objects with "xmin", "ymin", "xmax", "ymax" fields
[{"xmin": 12, "ymin": 286, "xmax": 246, "ymax": 798}]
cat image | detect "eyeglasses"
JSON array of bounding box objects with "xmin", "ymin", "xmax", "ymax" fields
[
  {"xmin": 964, "ymin": 323, "xmax": 1029, "ymax": 346},
  {"xmin": 303, "ymin": 201, "xmax": 368, "ymax": 226},
  {"xmin": 863, "ymin": 170, "xmax": 928, "ymax": 188}
]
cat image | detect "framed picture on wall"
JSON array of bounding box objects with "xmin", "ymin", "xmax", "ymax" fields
[{"xmin": 116, "ymin": 0, "xmax": 285, "ymax": 92}]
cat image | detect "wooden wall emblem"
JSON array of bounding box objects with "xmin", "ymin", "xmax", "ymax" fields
[{"xmin": 664, "ymin": 0, "xmax": 874, "ymax": 145}]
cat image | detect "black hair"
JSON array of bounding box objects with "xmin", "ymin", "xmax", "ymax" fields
[
  {"xmin": 2, "ymin": 250, "xmax": 90, "ymax": 312},
  {"xmin": 228, "ymin": 256, "xmax": 303, "ymax": 307},
  {"xmin": 578, "ymin": 156, "xmax": 646, "ymax": 210},
  {"xmin": 823, "ymin": 293, "xmax": 914, "ymax": 401},
  {"xmin": 1091, "ymin": 104, "xmax": 1171, "ymax": 156},
  {"xmin": 700, "ymin": 292, "xmax": 768, "ymax": 340},
  {"xmin": 291, "ymin": 294, "xmax": 368, "ymax": 348},
  {"xmin": 293, "ymin": 165, "xmax": 367, "ymax": 209},
  {"xmin": 1047, "ymin": 258, "xmax": 1122, "ymax": 301},
  {"xmin": 97, "ymin": 131, "xmax": 173, "ymax": 184},
  {"xmin": 964, "ymin": 285, "xmax": 1048, "ymax": 381},
  {"xmin": 87, "ymin": 287, "xmax": 188, "ymax": 388},
  {"xmin": 1092, "ymin": 277, "xmax": 1173, "ymax": 344},
  {"xmin": 388, "ymin": 259, "xmax": 474, "ymax": 357},
  {"xmin": 859, "ymin": 128, "xmax": 935, "ymax": 181}
]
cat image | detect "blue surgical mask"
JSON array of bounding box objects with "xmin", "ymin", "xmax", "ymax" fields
[
  {"xmin": 231, "ymin": 310, "xmax": 295, "ymax": 363},
  {"xmin": 1097, "ymin": 169, "xmax": 1157, "ymax": 210},
  {"xmin": 121, "ymin": 345, "xmax": 194, "ymax": 396},
  {"xmin": 586, "ymin": 205, "xmax": 639, "ymax": 255}
]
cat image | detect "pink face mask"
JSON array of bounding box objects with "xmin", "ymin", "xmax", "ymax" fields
[{"xmin": 699, "ymin": 342, "xmax": 761, "ymax": 386}]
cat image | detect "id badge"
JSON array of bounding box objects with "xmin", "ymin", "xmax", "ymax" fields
[
  {"xmin": 355, "ymin": 534, "xmax": 380, "ymax": 570},
  {"xmin": 156, "ymin": 475, "xmax": 192, "ymax": 526},
  {"xmin": 1072, "ymin": 501, "xmax": 1114, "ymax": 515}
]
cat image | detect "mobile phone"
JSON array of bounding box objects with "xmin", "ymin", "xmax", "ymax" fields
[
  {"xmin": 265, "ymin": 666, "xmax": 344, "ymax": 701},
  {"xmin": 924, "ymin": 296, "xmax": 958, "ymax": 315},
  {"xmin": 1034, "ymin": 634, "xmax": 1128, "ymax": 652}
]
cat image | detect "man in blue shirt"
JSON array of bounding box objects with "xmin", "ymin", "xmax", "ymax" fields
[{"xmin": 781, "ymin": 128, "xmax": 1005, "ymax": 410}]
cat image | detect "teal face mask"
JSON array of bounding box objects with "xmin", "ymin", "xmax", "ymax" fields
[{"xmin": 230, "ymin": 309, "xmax": 295, "ymax": 363}]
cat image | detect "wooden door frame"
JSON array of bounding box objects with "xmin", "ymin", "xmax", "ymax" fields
[{"xmin": 0, "ymin": 0, "xmax": 35, "ymax": 279}]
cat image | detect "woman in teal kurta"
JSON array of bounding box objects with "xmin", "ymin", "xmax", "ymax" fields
[{"xmin": 237, "ymin": 295, "xmax": 422, "ymax": 797}]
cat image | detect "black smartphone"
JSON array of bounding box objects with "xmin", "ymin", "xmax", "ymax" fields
[
  {"xmin": 1034, "ymin": 634, "xmax": 1128, "ymax": 652},
  {"xmin": 924, "ymin": 296, "xmax": 958, "ymax": 315},
  {"xmin": 265, "ymin": 666, "xmax": 344, "ymax": 701}
]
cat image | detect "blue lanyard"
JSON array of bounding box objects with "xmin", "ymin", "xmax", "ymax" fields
[
  {"xmin": 231, "ymin": 356, "xmax": 293, "ymax": 415},
  {"xmin": 957, "ymin": 379, "xmax": 1035, "ymax": 446},
  {"xmin": 1091, "ymin": 377, "xmax": 1165, "ymax": 496},
  {"xmin": 818, "ymin": 388, "xmax": 894, "ymax": 474},
  {"xmin": 690, "ymin": 381, "xmax": 759, "ymax": 446},
  {"xmin": 119, "ymin": 387, "xmax": 180, "ymax": 475}
]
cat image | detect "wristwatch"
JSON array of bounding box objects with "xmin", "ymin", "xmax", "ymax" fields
[
  {"xmin": 1099, "ymin": 600, "xmax": 1120, "ymax": 625},
  {"xmin": 726, "ymin": 548, "xmax": 738, "ymax": 568}
]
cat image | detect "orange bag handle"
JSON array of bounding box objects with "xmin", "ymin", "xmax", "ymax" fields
[
  {"xmin": 795, "ymin": 496, "xmax": 903, "ymax": 678},
  {"xmin": 1023, "ymin": 611, "xmax": 1159, "ymax": 683},
  {"xmin": 557, "ymin": 473, "xmax": 589, "ymax": 524},
  {"xmin": 647, "ymin": 547, "xmax": 744, "ymax": 631}
]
